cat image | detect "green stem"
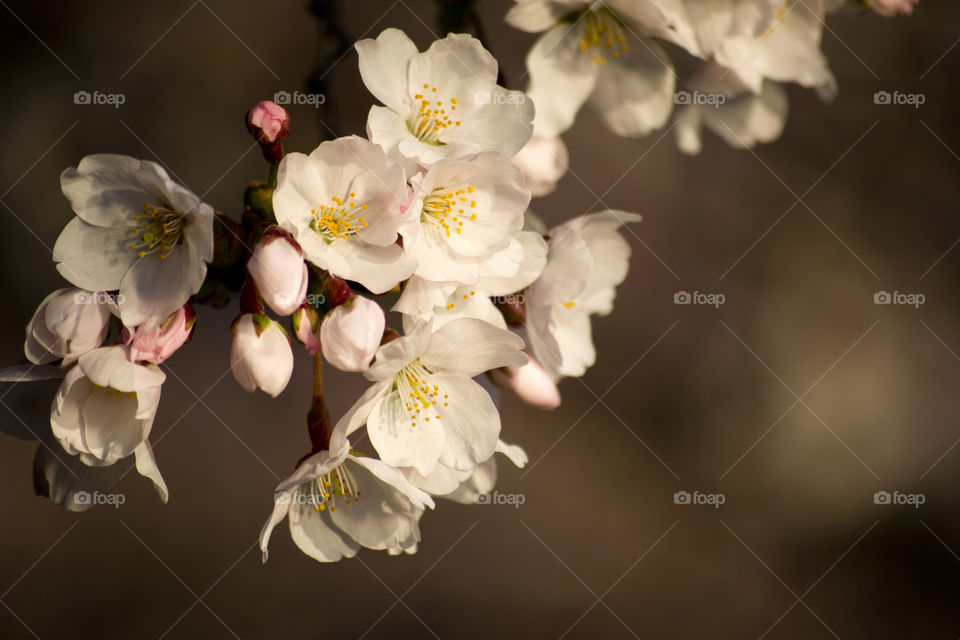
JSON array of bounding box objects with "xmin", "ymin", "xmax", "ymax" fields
[{"xmin": 266, "ymin": 162, "xmax": 280, "ymax": 190}]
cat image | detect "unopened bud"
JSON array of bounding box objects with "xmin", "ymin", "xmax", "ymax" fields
[
  {"xmin": 490, "ymin": 356, "xmax": 561, "ymax": 410},
  {"xmin": 25, "ymin": 288, "xmax": 111, "ymax": 366},
  {"xmin": 123, "ymin": 305, "xmax": 195, "ymax": 364},
  {"xmin": 246, "ymin": 100, "xmax": 289, "ymax": 163},
  {"xmin": 292, "ymin": 304, "xmax": 321, "ymax": 355},
  {"xmin": 320, "ymin": 296, "xmax": 385, "ymax": 372},
  {"xmin": 230, "ymin": 313, "xmax": 293, "ymax": 397},
  {"xmin": 247, "ymin": 227, "xmax": 308, "ymax": 316}
]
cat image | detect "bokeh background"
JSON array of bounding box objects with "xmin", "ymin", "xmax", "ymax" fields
[{"xmin": 1, "ymin": 0, "xmax": 959, "ymax": 638}]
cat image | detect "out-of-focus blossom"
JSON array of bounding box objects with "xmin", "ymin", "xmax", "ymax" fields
[
  {"xmin": 50, "ymin": 345, "xmax": 168, "ymax": 500},
  {"xmin": 508, "ymin": 1, "xmax": 680, "ymax": 137},
  {"xmin": 512, "ymin": 135, "xmax": 569, "ymax": 197},
  {"xmin": 491, "ymin": 356, "xmax": 561, "ymax": 409},
  {"xmin": 526, "ymin": 210, "xmax": 640, "ymax": 379},
  {"xmin": 25, "ymin": 288, "xmax": 111, "ymax": 365}
]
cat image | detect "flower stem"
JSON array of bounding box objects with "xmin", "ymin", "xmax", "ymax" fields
[
  {"xmin": 307, "ymin": 352, "xmax": 332, "ymax": 453},
  {"xmin": 266, "ymin": 162, "xmax": 280, "ymax": 190}
]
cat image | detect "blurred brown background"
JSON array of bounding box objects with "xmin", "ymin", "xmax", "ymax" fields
[{"xmin": 1, "ymin": 0, "xmax": 959, "ymax": 638}]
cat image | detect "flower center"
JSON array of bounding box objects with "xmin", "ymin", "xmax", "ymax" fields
[
  {"xmin": 129, "ymin": 203, "xmax": 185, "ymax": 260},
  {"xmin": 408, "ymin": 84, "xmax": 462, "ymax": 144},
  {"xmin": 441, "ymin": 288, "xmax": 476, "ymax": 312},
  {"xmin": 305, "ymin": 462, "xmax": 360, "ymax": 512},
  {"xmin": 761, "ymin": 1, "xmax": 789, "ymax": 38},
  {"xmin": 92, "ymin": 384, "xmax": 137, "ymax": 400},
  {"xmin": 308, "ymin": 192, "xmax": 369, "ymax": 242},
  {"xmin": 395, "ymin": 360, "xmax": 447, "ymax": 428},
  {"xmin": 421, "ymin": 185, "xmax": 477, "ymax": 237},
  {"xmin": 579, "ymin": 9, "xmax": 628, "ymax": 64}
]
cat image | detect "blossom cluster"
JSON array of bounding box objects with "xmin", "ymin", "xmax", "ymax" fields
[
  {"xmin": 2, "ymin": 29, "xmax": 640, "ymax": 564},
  {"xmin": 505, "ymin": 0, "xmax": 918, "ymax": 157}
]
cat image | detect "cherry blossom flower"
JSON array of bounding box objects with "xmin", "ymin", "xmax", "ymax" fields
[
  {"xmin": 273, "ymin": 135, "xmax": 416, "ymax": 293},
  {"xmin": 526, "ymin": 210, "xmax": 640, "ymax": 378},
  {"xmin": 50, "ymin": 345, "xmax": 168, "ymax": 500},
  {"xmin": 260, "ymin": 430, "xmax": 434, "ymax": 563},
  {"xmin": 393, "ymin": 231, "xmax": 547, "ymax": 330},
  {"xmin": 54, "ymin": 155, "xmax": 214, "ymax": 330},
  {"xmin": 356, "ymin": 28, "xmax": 535, "ymax": 169},
  {"xmin": 400, "ymin": 152, "xmax": 530, "ymax": 285},
  {"xmin": 507, "ymin": 1, "xmax": 680, "ymax": 137},
  {"xmin": 335, "ymin": 319, "xmax": 527, "ymax": 476},
  {"xmin": 403, "ymin": 439, "xmax": 529, "ymax": 499},
  {"xmin": 675, "ymin": 76, "xmax": 788, "ymax": 154}
]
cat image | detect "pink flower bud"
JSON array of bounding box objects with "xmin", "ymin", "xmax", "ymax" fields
[
  {"xmin": 491, "ymin": 356, "xmax": 561, "ymax": 410},
  {"xmin": 292, "ymin": 305, "xmax": 321, "ymax": 355},
  {"xmin": 247, "ymin": 228, "xmax": 308, "ymax": 316},
  {"xmin": 123, "ymin": 305, "xmax": 195, "ymax": 364},
  {"xmin": 320, "ymin": 296, "xmax": 385, "ymax": 372},
  {"xmin": 247, "ymin": 101, "xmax": 289, "ymax": 144},
  {"xmin": 230, "ymin": 314, "xmax": 293, "ymax": 397},
  {"xmin": 867, "ymin": 0, "xmax": 917, "ymax": 17},
  {"xmin": 25, "ymin": 288, "xmax": 111, "ymax": 366}
]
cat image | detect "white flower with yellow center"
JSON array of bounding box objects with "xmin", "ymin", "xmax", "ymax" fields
[
  {"xmin": 393, "ymin": 230, "xmax": 548, "ymax": 330},
  {"xmin": 526, "ymin": 210, "xmax": 640, "ymax": 379},
  {"xmin": 54, "ymin": 155, "xmax": 214, "ymax": 330},
  {"xmin": 507, "ymin": 1, "xmax": 684, "ymax": 137},
  {"xmin": 260, "ymin": 431, "xmax": 434, "ymax": 563},
  {"xmin": 399, "ymin": 153, "xmax": 531, "ymax": 285},
  {"xmin": 693, "ymin": 0, "xmax": 837, "ymax": 99},
  {"xmin": 273, "ymin": 135, "xmax": 416, "ymax": 293},
  {"xmin": 335, "ymin": 319, "xmax": 528, "ymax": 477},
  {"xmin": 356, "ymin": 28, "xmax": 535, "ymax": 169},
  {"xmin": 50, "ymin": 344, "xmax": 168, "ymax": 501}
]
